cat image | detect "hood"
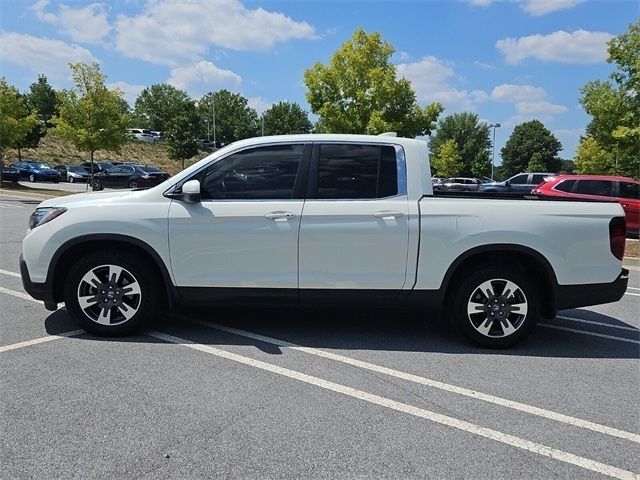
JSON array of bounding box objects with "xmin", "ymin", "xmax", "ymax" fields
[{"xmin": 38, "ymin": 190, "xmax": 132, "ymax": 208}]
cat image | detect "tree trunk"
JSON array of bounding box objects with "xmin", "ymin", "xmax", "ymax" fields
[{"xmin": 17, "ymin": 148, "xmax": 22, "ymax": 161}]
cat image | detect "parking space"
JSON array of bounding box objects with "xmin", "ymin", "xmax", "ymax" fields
[{"xmin": 1, "ymin": 195, "xmax": 638, "ymax": 479}]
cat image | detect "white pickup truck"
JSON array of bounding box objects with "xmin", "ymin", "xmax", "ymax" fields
[{"xmin": 20, "ymin": 134, "xmax": 629, "ymax": 347}]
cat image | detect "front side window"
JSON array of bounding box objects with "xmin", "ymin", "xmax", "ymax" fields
[
  {"xmin": 201, "ymin": 144, "xmax": 304, "ymax": 200},
  {"xmin": 619, "ymin": 182, "xmax": 640, "ymax": 199},
  {"xmin": 509, "ymin": 174, "xmax": 528, "ymax": 185},
  {"xmin": 316, "ymin": 144, "xmax": 398, "ymax": 199},
  {"xmin": 574, "ymin": 180, "xmax": 613, "ymax": 197}
]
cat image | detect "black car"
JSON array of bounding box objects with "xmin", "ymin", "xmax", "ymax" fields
[
  {"xmin": 12, "ymin": 160, "xmax": 61, "ymax": 183},
  {"xmin": 93, "ymin": 164, "xmax": 170, "ymax": 190},
  {"xmin": 1, "ymin": 164, "xmax": 20, "ymax": 182},
  {"xmin": 81, "ymin": 161, "xmax": 115, "ymax": 174},
  {"xmin": 480, "ymin": 172, "xmax": 555, "ymax": 193}
]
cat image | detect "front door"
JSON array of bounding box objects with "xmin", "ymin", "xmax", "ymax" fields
[
  {"xmin": 168, "ymin": 143, "xmax": 310, "ymax": 300},
  {"xmin": 298, "ymin": 143, "xmax": 410, "ymax": 304}
]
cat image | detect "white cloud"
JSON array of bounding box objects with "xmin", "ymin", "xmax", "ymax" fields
[
  {"xmin": 167, "ymin": 61, "xmax": 242, "ymax": 98},
  {"xmin": 496, "ymin": 29, "xmax": 613, "ymax": 64},
  {"xmin": 115, "ymin": 0, "xmax": 317, "ymax": 67},
  {"xmin": 108, "ymin": 81, "xmax": 145, "ymax": 105},
  {"xmin": 491, "ymin": 84, "xmax": 548, "ymax": 102},
  {"xmin": 396, "ymin": 56, "xmax": 488, "ymax": 111},
  {"xmin": 520, "ymin": 0, "xmax": 584, "ymax": 16},
  {"xmin": 248, "ymin": 97, "xmax": 272, "ymax": 114},
  {"xmin": 31, "ymin": 0, "xmax": 111, "ymax": 44},
  {"xmin": 0, "ymin": 32, "xmax": 97, "ymax": 78},
  {"xmin": 515, "ymin": 100, "xmax": 568, "ymax": 115},
  {"xmin": 473, "ymin": 61, "xmax": 494, "ymax": 70},
  {"xmin": 469, "ymin": 0, "xmax": 492, "ymax": 6}
]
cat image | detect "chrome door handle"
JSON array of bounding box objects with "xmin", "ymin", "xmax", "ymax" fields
[
  {"xmin": 265, "ymin": 211, "xmax": 296, "ymax": 221},
  {"xmin": 373, "ymin": 210, "xmax": 404, "ymax": 220}
]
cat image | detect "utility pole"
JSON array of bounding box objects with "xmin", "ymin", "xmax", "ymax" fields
[
  {"xmin": 489, "ymin": 123, "xmax": 501, "ymax": 180},
  {"xmin": 261, "ymin": 114, "xmax": 264, "ymax": 136},
  {"xmin": 211, "ymin": 94, "xmax": 216, "ymax": 148}
]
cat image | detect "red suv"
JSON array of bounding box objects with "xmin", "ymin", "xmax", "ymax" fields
[{"xmin": 533, "ymin": 175, "xmax": 640, "ymax": 236}]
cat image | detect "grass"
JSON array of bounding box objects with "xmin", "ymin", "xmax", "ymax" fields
[{"xmin": 6, "ymin": 134, "xmax": 210, "ymax": 176}]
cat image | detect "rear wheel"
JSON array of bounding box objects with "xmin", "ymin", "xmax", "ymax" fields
[
  {"xmin": 63, "ymin": 251, "xmax": 159, "ymax": 336},
  {"xmin": 128, "ymin": 181, "xmax": 138, "ymax": 188},
  {"xmin": 69, "ymin": 176, "xmax": 75, "ymax": 183},
  {"xmin": 29, "ymin": 174, "xmax": 36, "ymax": 182},
  {"xmin": 93, "ymin": 179, "xmax": 102, "ymax": 190},
  {"xmin": 449, "ymin": 266, "xmax": 539, "ymax": 348}
]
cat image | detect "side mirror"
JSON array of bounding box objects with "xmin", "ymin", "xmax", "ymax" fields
[
  {"xmin": 504, "ymin": 180, "xmax": 511, "ymax": 187},
  {"xmin": 181, "ymin": 179, "xmax": 201, "ymax": 203}
]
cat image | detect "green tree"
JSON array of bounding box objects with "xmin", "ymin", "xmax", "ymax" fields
[
  {"xmin": 500, "ymin": 120, "xmax": 562, "ymax": 177},
  {"xmin": 14, "ymin": 93, "xmax": 45, "ymax": 160},
  {"xmin": 580, "ymin": 20, "xmax": 639, "ymax": 178},
  {"xmin": 0, "ymin": 78, "xmax": 39, "ymax": 181},
  {"xmin": 429, "ymin": 113, "xmax": 491, "ymax": 177},
  {"xmin": 133, "ymin": 84, "xmax": 192, "ymax": 131},
  {"xmin": 573, "ymin": 137, "xmax": 614, "ymax": 175},
  {"xmin": 526, "ymin": 152, "xmax": 547, "ymax": 172},
  {"xmin": 304, "ymin": 29, "xmax": 443, "ymax": 137},
  {"xmin": 166, "ymin": 103, "xmax": 200, "ymax": 170},
  {"xmin": 25, "ymin": 74, "xmax": 58, "ymax": 129},
  {"xmin": 198, "ymin": 90, "xmax": 259, "ymax": 146},
  {"xmin": 54, "ymin": 62, "xmax": 129, "ymax": 189},
  {"xmin": 431, "ymin": 139, "xmax": 462, "ymax": 178},
  {"xmin": 262, "ymin": 101, "xmax": 313, "ymax": 135}
]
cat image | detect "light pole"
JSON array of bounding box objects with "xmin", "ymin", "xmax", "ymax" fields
[
  {"xmin": 211, "ymin": 94, "xmax": 216, "ymax": 148},
  {"xmin": 489, "ymin": 123, "xmax": 501, "ymax": 180},
  {"xmin": 261, "ymin": 114, "xmax": 265, "ymax": 136}
]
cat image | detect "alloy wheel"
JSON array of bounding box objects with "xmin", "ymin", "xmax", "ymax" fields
[
  {"xmin": 77, "ymin": 264, "xmax": 142, "ymax": 326},
  {"xmin": 466, "ymin": 278, "xmax": 528, "ymax": 338}
]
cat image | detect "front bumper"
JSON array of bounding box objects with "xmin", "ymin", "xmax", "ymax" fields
[
  {"xmin": 20, "ymin": 254, "xmax": 57, "ymax": 311},
  {"xmin": 556, "ymin": 268, "xmax": 629, "ymax": 310}
]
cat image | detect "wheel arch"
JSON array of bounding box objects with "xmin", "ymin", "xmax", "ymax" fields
[
  {"xmin": 441, "ymin": 244, "xmax": 558, "ymax": 319},
  {"xmin": 49, "ymin": 234, "xmax": 177, "ymax": 306}
]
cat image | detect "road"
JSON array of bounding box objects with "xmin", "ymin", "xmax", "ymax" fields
[{"xmin": 1, "ymin": 194, "xmax": 638, "ymax": 480}]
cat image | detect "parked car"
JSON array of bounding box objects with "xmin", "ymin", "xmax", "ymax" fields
[
  {"xmin": 150, "ymin": 131, "xmax": 164, "ymax": 142},
  {"xmin": 1, "ymin": 164, "xmax": 20, "ymax": 182},
  {"xmin": 54, "ymin": 165, "xmax": 90, "ymax": 183},
  {"xmin": 533, "ymin": 175, "xmax": 640, "ymax": 236},
  {"xmin": 12, "ymin": 160, "xmax": 61, "ymax": 183},
  {"xmin": 481, "ymin": 172, "xmax": 555, "ymax": 193},
  {"xmin": 20, "ymin": 134, "xmax": 628, "ymax": 348},
  {"xmin": 432, "ymin": 177, "xmax": 483, "ymax": 192},
  {"xmin": 92, "ymin": 164, "xmax": 169, "ymax": 190},
  {"xmin": 127, "ymin": 128, "xmax": 154, "ymax": 142},
  {"xmin": 81, "ymin": 161, "xmax": 115, "ymax": 174}
]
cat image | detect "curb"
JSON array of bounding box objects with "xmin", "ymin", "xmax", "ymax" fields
[
  {"xmin": 0, "ymin": 189, "xmax": 56, "ymax": 200},
  {"xmin": 623, "ymin": 257, "xmax": 640, "ymax": 268}
]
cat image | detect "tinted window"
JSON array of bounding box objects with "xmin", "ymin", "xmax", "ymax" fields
[
  {"xmin": 317, "ymin": 144, "xmax": 398, "ymax": 199},
  {"xmin": 619, "ymin": 182, "xmax": 639, "ymax": 199},
  {"xmin": 141, "ymin": 166, "xmax": 161, "ymax": 173},
  {"xmin": 510, "ymin": 174, "xmax": 528, "ymax": 184},
  {"xmin": 574, "ymin": 180, "xmax": 613, "ymax": 197},
  {"xmin": 554, "ymin": 179, "xmax": 576, "ymax": 192},
  {"xmin": 531, "ymin": 174, "xmax": 547, "ymax": 185},
  {"xmin": 202, "ymin": 144, "xmax": 303, "ymax": 200}
]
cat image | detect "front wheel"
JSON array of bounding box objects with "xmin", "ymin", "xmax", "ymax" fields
[
  {"xmin": 449, "ymin": 267, "xmax": 539, "ymax": 348},
  {"xmin": 69, "ymin": 176, "xmax": 75, "ymax": 183},
  {"xmin": 29, "ymin": 174, "xmax": 36, "ymax": 182},
  {"xmin": 63, "ymin": 251, "xmax": 160, "ymax": 336},
  {"xmin": 93, "ymin": 179, "xmax": 102, "ymax": 190},
  {"xmin": 128, "ymin": 181, "xmax": 138, "ymax": 189}
]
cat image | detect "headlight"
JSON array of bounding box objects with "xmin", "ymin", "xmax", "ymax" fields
[{"xmin": 28, "ymin": 207, "xmax": 67, "ymax": 230}]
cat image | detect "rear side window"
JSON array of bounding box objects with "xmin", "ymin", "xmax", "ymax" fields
[
  {"xmin": 574, "ymin": 180, "xmax": 613, "ymax": 197},
  {"xmin": 619, "ymin": 182, "xmax": 640, "ymax": 199},
  {"xmin": 554, "ymin": 179, "xmax": 576, "ymax": 192},
  {"xmin": 531, "ymin": 174, "xmax": 547, "ymax": 185},
  {"xmin": 316, "ymin": 144, "xmax": 398, "ymax": 199},
  {"xmin": 202, "ymin": 144, "xmax": 304, "ymax": 200}
]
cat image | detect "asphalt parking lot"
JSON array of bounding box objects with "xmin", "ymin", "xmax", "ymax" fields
[{"xmin": 1, "ymin": 194, "xmax": 639, "ymax": 480}]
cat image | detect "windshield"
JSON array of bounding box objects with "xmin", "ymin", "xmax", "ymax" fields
[{"xmin": 32, "ymin": 163, "xmax": 51, "ymax": 169}]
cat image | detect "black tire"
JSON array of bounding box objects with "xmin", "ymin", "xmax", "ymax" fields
[
  {"xmin": 29, "ymin": 174, "xmax": 36, "ymax": 182},
  {"xmin": 128, "ymin": 181, "xmax": 138, "ymax": 188},
  {"xmin": 69, "ymin": 177, "xmax": 74, "ymax": 183},
  {"xmin": 449, "ymin": 266, "xmax": 539, "ymax": 348},
  {"xmin": 93, "ymin": 179, "xmax": 102, "ymax": 190},
  {"xmin": 63, "ymin": 250, "xmax": 160, "ymax": 336}
]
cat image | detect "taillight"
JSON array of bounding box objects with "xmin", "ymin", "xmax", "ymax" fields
[{"xmin": 609, "ymin": 217, "xmax": 626, "ymax": 260}]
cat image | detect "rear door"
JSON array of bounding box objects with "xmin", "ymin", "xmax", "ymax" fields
[
  {"xmin": 619, "ymin": 181, "xmax": 640, "ymax": 233},
  {"xmin": 298, "ymin": 142, "xmax": 409, "ymax": 304},
  {"xmin": 168, "ymin": 143, "xmax": 310, "ymax": 297}
]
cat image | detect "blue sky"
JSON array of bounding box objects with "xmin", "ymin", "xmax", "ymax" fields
[{"xmin": 0, "ymin": 0, "xmax": 637, "ymax": 162}]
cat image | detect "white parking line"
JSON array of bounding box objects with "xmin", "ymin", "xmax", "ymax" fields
[
  {"xmin": 147, "ymin": 329, "xmax": 639, "ymax": 480},
  {"xmin": 0, "ymin": 269, "xmax": 21, "ymax": 278},
  {"xmin": 625, "ymin": 292, "xmax": 640, "ymax": 297},
  {"xmin": 0, "ymin": 203, "xmax": 23, "ymax": 208},
  {"xmin": 539, "ymin": 323, "xmax": 640, "ymax": 345},
  {"xmin": 0, "ymin": 330, "xmax": 83, "ymax": 353},
  {"xmin": 177, "ymin": 316, "xmax": 640, "ymax": 444},
  {"xmin": 556, "ymin": 315, "xmax": 638, "ymax": 332},
  {"xmin": 0, "ymin": 286, "xmax": 34, "ymax": 302},
  {"xmin": 628, "ymin": 287, "xmax": 640, "ymax": 291}
]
